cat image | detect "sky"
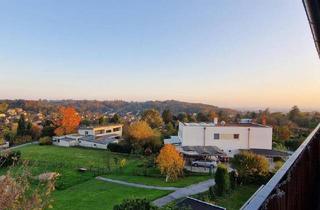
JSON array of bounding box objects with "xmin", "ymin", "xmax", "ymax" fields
[{"xmin": 0, "ymin": 0, "xmax": 319, "ymax": 111}]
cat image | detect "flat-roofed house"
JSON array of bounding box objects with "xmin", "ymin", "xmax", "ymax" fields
[
  {"xmin": 52, "ymin": 124, "xmax": 123, "ymax": 149},
  {"xmin": 165, "ymin": 119, "xmax": 272, "ymax": 157}
]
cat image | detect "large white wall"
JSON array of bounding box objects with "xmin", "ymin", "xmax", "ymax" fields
[{"xmin": 180, "ymin": 123, "xmax": 272, "ymax": 156}]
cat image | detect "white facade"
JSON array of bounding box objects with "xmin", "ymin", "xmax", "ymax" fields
[
  {"xmin": 78, "ymin": 125, "xmax": 122, "ymax": 137},
  {"xmin": 176, "ymin": 122, "xmax": 272, "ymax": 156},
  {"xmin": 53, "ymin": 124, "xmax": 123, "ymax": 149}
]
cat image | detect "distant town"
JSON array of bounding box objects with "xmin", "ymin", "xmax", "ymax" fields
[{"xmin": 0, "ymin": 99, "xmax": 319, "ymax": 210}]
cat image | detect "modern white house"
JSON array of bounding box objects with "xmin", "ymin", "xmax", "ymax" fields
[
  {"xmin": 52, "ymin": 124, "xmax": 123, "ymax": 149},
  {"xmin": 165, "ymin": 119, "xmax": 273, "ymax": 157}
]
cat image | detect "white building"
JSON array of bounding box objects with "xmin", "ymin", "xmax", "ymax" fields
[
  {"xmin": 52, "ymin": 124, "xmax": 123, "ymax": 149},
  {"xmin": 165, "ymin": 120, "xmax": 272, "ymax": 157}
]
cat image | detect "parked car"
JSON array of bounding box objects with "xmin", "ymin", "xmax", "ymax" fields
[{"xmin": 191, "ymin": 160, "xmax": 217, "ymax": 168}]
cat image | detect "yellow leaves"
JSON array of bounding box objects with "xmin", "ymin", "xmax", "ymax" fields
[
  {"xmin": 120, "ymin": 159, "xmax": 127, "ymax": 168},
  {"xmin": 127, "ymin": 121, "xmax": 155, "ymax": 141},
  {"xmin": 156, "ymin": 144, "xmax": 185, "ymax": 182}
]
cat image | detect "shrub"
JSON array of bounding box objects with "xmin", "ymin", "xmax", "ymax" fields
[
  {"xmin": 113, "ymin": 198, "xmax": 157, "ymax": 210},
  {"xmin": 39, "ymin": 137, "xmax": 52, "ymax": 145},
  {"xmin": 208, "ymin": 186, "xmax": 216, "ymax": 200},
  {"xmin": 229, "ymin": 170, "xmax": 238, "ymax": 190},
  {"xmin": 107, "ymin": 142, "xmax": 132, "ymax": 154},
  {"xmin": 231, "ymin": 151, "xmax": 270, "ymax": 184},
  {"xmin": 214, "ymin": 164, "xmax": 230, "ymax": 196},
  {"xmin": 13, "ymin": 135, "xmax": 32, "ymax": 145},
  {"xmin": 0, "ymin": 150, "xmax": 21, "ymax": 168}
]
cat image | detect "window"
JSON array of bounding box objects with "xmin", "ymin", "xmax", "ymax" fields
[
  {"xmin": 113, "ymin": 127, "xmax": 121, "ymax": 132},
  {"xmin": 85, "ymin": 131, "xmax": 89, "ymax": 135},
  {"xmin": 214, "ymin": 133, "xmax": 220, "ymax": 140},
  {"xmin": 234, "ymin": 134, "xmax": 240, "ymax": 139},
  {"xmin": 106, "ymin": 130, "xmax": 112, "ymax": 133},
  {"xmin": 94, "ymin": 144, "xmax": 96, "ymax": 146}
]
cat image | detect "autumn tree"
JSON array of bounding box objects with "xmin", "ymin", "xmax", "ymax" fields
[
  {"xmin": 127, "ymin": 121, "xmax": 155, "ymax": 141},
  {"xmin": 156, "ymin": 144, "xmax": 184, "ymax": 182},
  {"xmin": 0, "ymin": 103, "xmax": 8, "ymax": 113},
  {"xmin": 54, "ymin": 107, "xmax": 81, "ymax": 136},
  {"xmin": 141, "ymin": 109, "xmax": 163, "ymax": 128}
]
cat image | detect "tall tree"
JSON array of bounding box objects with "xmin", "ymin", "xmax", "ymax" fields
[
  {"xmin": 156, "ymin": 144, "xmax": 184, "ymax": 182},
  {"xmin": 141, "ymin": 109, "xmax": 163, "ymax": 128},
  {"xmin": 162, "ymin": 109, "xmax": 173, "ymax": 124},
  {"xmin": 196, "ymin": 112, "xmax": 209, "ymax": 122},
  {"xmin": 17, "ymin": 115, "xmax": 27, "ymax": 136},
  {"xmin": 207, "ymin": 111, "xmax": 217, "ymax": 122},
  {"xmin": 288, "ymin": 105, "xmax": 301, "ymax": 122},
  {"xmin": 109, "ymin": 114, "xmax": 122, "ymax": 124},
  {"xmin": 54, "ymin": 107, "xmax": 81, "ymax": 136}
]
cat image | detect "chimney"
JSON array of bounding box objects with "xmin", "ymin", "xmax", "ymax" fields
[{"xmin": 214, "ymin": 117, "xmax": 218, "ymax": 125}]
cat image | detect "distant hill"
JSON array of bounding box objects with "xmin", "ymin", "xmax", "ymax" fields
[{"xmin": 0, "ymin": 99, "xmax": 238, "ymax": 116}]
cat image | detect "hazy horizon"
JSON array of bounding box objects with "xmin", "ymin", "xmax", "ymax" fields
[{"xmin": 1, "ymin": 1, "xmax": 319, "ymax": 110}]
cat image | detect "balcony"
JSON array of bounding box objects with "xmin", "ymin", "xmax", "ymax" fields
[{"xmin": 241, "ymin": 123, "xmax": 320, "ymax": 210}]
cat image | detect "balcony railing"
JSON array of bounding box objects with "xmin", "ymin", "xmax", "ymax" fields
[{"xmin": 241, "ymin": 123, "xmax": 320, "ymax": 210}]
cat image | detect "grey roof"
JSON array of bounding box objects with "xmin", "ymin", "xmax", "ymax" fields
[
  {"xmin": 242, "ymin": 148, "xmax": 289, "ymax": 158},
  {"xmin": 60, "ymin": 137, "xmax": 77, "ymax": 142},
  {"xmin": 182, "ymin": 146, "xmax": 226, "ymax": 156},
  {"xmin": 79, "ymin": 134, "xmax": 119, "ymax": 145},
  {"xmin": 176, "ymin": 197, "xmax": 226, "ymax": 210}
]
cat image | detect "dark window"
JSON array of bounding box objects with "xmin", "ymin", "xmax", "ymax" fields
[
  {"xmin": 234, "ymin": 134, "xmax": 240, "ymax": 139},
  {"xmin": 94, "ymin": 144, "xmax": 96, "ymax": 146},
  {"xmin": 85, "ymin": 131, "xmax": 88, "ymax": 135},
  {"xmin": 214, "ymin": 133, "xmax": 220, "ymax": 140},
  {"xmin": 113, "ymin": 127, "xmax": 121, "ymax": 132},
  {"xmin": 106, "ymin": 130, "xmax": 112, "ymax": 133},
  {"xmin": 58, "ymin": 139, "xmax": 60, "ymax": 143}
]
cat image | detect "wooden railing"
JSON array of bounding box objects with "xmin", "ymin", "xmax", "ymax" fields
[{"xmin": 241, "ymin": 123, "xmax": 320, "ymax": 210}]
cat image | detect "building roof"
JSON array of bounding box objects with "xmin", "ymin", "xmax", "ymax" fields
[
  {"xmin": 176, "ymin": 197, "xmax": 226, "ymax": 210},
  {"xmin": 182, "ymin": 122, "xmax": 270, "ymax": 128},
  {"xmin": 180, "ymin": 146, "xmax": 227, "ymax": 156},
  {"xmin": 303, "ymin": 0, "xmax": 320, "ymax": 58},
  {"xmin": 79, "ymin": 134, "xmax": 119, "ymax": 145},
  {"xmin": 79, "ymin": 124, "xmax": 123, "ymax": 130},
  {"xmin": 241, "ymin": 148, "xmax": 289, "ymax": 158}
]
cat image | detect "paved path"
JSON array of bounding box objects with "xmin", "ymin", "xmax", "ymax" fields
[
  {"xmin": 96, "ymin": 176, "xmax": 215, "ymax": 207},
  {"xmin": 96, "ymin": 176, "xmax": 180, "ymax": 191},
  {"xmin": 152, "ymin": 179, "xmax": 215, "ymax": 207}
]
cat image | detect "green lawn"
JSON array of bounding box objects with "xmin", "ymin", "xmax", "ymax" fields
[
  {"xmin": 193, "ymin": 184, "xmax": 260, "ymax": 210},
  {"xmin": 104, "ymin": 174, "xmax": 212, "ymax": 188},
  {"xmin": 2, "ymin": 144, "xmax": 213, "ymax": 209},
  {"xmin": 52, "ymin": 179, "xmax": 171, "ymax": 210}
]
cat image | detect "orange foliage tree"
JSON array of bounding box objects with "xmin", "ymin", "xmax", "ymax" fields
[
  {"xmin": 156, "ymin": 144, "xmax": 185, "ymax": 182},
  {"xmin": 54, "ymin": 107, "xmax": 81, "ymax": 136}
]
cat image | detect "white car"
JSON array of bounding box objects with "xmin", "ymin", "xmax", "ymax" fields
[{"xmin": 191, "ymin": 160, "xmax": 217, "ymax": 168}]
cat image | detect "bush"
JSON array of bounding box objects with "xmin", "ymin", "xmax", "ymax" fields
[
  {"xmin": 39, "ymin": 137, "xmax": 52, "ymax": 145},
  {"xmin": 0, "ymin": 150, "xmax": 21, "ymax": 168},
  {"xmin": 214, "ymin": 164, "xmax": 230, "ymax": 196},
  {"xmin": 113, "ymin": 198, "xmax": 157, "ymax": 210},
  {"xmin": 229, "ymin": 170, "xmax": 238, "ymax": 190},
  {"xmin": 13, "ymin": 135, "xmax": 32, "ymax": 145},
  {"xmin": 231, "ymin": 151, "xmax": 270, "ymax": 184},
  {"xmin": 108, "ymin": 141, "xmax": 132, "ymax": 154},
  {"xmin": 208, "ymin": 186, "xmax": 216, "ymax": 200}
]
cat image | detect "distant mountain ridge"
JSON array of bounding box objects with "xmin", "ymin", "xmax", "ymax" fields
[{"xmin": 0, "ymin": 99, "xmax": 238, "ymax": 115}]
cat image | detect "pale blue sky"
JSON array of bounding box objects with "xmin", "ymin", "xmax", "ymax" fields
[{"xmin": 0, "ymin": 0, "xmax": 319, "ymax": 110}]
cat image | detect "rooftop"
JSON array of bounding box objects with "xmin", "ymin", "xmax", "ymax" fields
[
  {"xmin": 79, "ymin": 134, "xmax": 119, "ymax": 145},
  {"xmin": 79, "ymin": 124, "xmax": 123, "ymax": 130},
  {"xmin": 176, "ymin": 197, "xmax": 226, "ymax": 210},
  {"xmin": 182, "ymin": 122, "xmax": 270, "ymax": 128}
]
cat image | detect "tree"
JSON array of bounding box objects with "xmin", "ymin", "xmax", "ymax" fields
[
  {"xmin": 214, "ymin": 164, "xmax": 230, "ymax": 196},
  {"xmin": 156, "ymin": 144, "xmax": 184, "ymax": 182},
  {"xmin": 54, "ymin": 107, "xmax": 81, "ymax": 136},
  {"xmin": 177, "ymin": 113, "xmax": 188, "ymax": 122},
  {"xmin": 162, "ymin": 109, "xmax": 173, "ymax": 124},
  {"xmin": 17, "ymin": 115, "xmax": 29, "ymax": 136},
  {"xmin": 278, "ymin": 125, "xmax": 291, "ymax": 140},
  {"xmin": 288, "ymin": 105, "xmax": 301, "ymax": 122},
  {"xmin": 231, "ymin": 151, "xmax": 269, "ymax": 183},
  {"xmin": 196, "ymin": 112, "xmax": 209, "ymax": 122},
  {"xmin": 207, "ymin": 111, "xmax": 217, "ymax": 122},
  {"xmin": 141, "ymin": 109, "xmax": 163, "ymax": 128},
  {"xmin": 127, "ymin": 121, "xmax": 155, "ymax": 141},
  {"xmin": 98, "ymin": 116, "xmax": 107, "ymax": 125},
  {"xmin": 30, "ymin": 124, "xmax": 42, "ymax": 140},
  {"xmin": 109, "ymin": 114, "xmax": 122, "ymax": 124},
  {"xmin": 0, "ymin": 103, "xmax": 8, "ymax": 113}
]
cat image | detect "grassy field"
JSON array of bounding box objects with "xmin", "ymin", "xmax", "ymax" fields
[
  {"xmin": 193, "ymin": 184, "xmax": 260, "ymax": 210},
  {"xmin": 104, "ymin": 174, "xmax": 211, "ymax": 188},
  {"xmin": 1, "ymin": 144, "xmax": 213, "ymax": 210},
  {"xmin": 52, "ymin": 179, "xmax": 170, "ymax": 210}
]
